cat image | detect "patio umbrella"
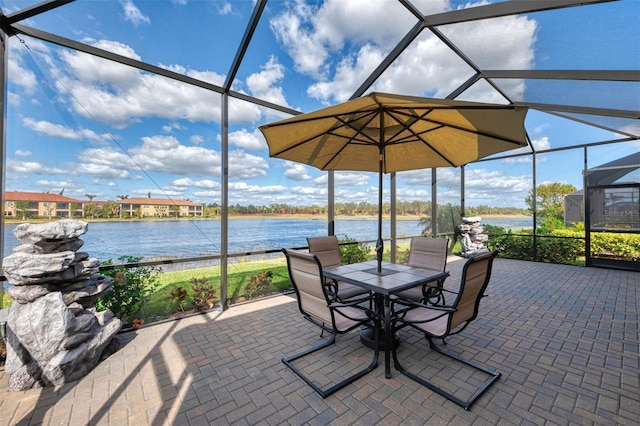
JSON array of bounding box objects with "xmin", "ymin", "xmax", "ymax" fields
[{"xmin": 259, "ymin": 92, "xmax": 529, "ymax": 273}]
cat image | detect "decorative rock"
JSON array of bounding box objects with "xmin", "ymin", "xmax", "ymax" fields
[
  {"xmin": 2, "ymin": 251, "xmax": 76, "ymax": 282},
  {"xmin": 4, "ymin": 219, "xmax": 122, "ymax": 391},
  {"xmin": 459, "ymin": 216, "xmax": 490, "ymax": 258},
  {"xmin": 12, "ymin": 238, "xmax": 85, "ymax": 255},
  {"xmin": 13, "ymin": 219, "xmax": 88, "ymax": 244}
]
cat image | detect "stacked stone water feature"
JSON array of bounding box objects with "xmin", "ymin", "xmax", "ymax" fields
[
  {"xmin": 3, "ymin": 219, "xmax": 122, "ymax": 391},
  {"xmin": 459, "ymin": 216, "xmax": 490, "ymax": 258}
]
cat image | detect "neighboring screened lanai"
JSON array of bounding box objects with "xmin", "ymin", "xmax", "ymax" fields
[{"xmin": 1, "ymin": 0, "xmax": 639, "ymax": 305}]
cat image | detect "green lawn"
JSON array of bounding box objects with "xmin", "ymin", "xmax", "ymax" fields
[{"xmin": 139, "ymin": 258, "xmax": 292, "ymax": 323}]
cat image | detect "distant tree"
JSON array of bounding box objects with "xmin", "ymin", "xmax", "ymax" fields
[
  {"xmin": 84, "ymin": 203, "xmax": 101, "ymax": 219},
  {"xmin": 169, "ymin": 205, "xmax": 180, "ymax": 218},
  {"xmin": 85, "ymin": 193, "xmax": 96, "ymax": 202},
  {"xmin": 525, "ymin": 182, "xmax": 577, "ymax": 220},
  {"xmin": 419, "ymin": 203, "xmax": 462, "ymax": 236},
  {"xmin": 102, "ymin": 201, "xmax": 120, "ymax": 218},
  {"xmin": 70, "ymin": 202, "xmax": 81, "ymax": 218},
  {"xmin": 14, "ymin": 201, "xmax": 29, "ymax": 219}
]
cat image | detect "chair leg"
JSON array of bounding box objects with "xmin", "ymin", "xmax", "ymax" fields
[
  {"xmin": 392, "ymin": 336, "xmax": 500, "ymax": 410},
  {"xmin": 282, "ymin": 327, "xmax": 380, "ymax": 399}
]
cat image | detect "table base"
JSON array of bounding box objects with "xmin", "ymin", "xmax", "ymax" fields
[{"xmin": 360, "ymin": 326, "xmax": 399, "ymax": 350}]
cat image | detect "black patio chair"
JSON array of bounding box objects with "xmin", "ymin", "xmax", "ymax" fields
[
  {"xmin": 390, "ymin": 250, "xmax": 500, "ymax": 410},
  {"xmin": 282, "ymin": 248, "xmax": 380, "ymax": 398}
]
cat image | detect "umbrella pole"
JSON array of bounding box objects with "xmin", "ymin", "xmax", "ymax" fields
[{"xmin": 376, "ymin": 152, "xmax": 383, "ymax": 273}]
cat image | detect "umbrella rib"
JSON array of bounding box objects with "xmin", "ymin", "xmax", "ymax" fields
[
  {"xmin": 383, "ymin": 107, "xmax": 527, "ymax": 167},
  {"xmin": 269, "ymin": 122, "xmax": 358, "ymax": 158},
  {"xmin": 319, "ymin": 111, "xmax": 382, "ymax": 169},
  {"xmin": 391, "ymin": 107, "xmax": 526, "ymax": 146},
  {"xmin": 381, "ymin": 108, "xmax": 457, "ymax": 167},
  {"xmin": 262, "ymin": 106, "xmax": 379, "ymax": 129}
]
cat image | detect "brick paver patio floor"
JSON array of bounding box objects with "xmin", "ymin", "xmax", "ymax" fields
[{"xmin": 1, "ymin": 257, "xmax": 638, "ymax": 425}]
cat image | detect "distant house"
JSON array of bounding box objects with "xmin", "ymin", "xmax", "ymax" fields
[
  {"xmin": 3, "ymin": 191, "xmax": 83, "ymax": 219},
  {"xmin": 3, "ymin": 191, "xmax": 204, "ymax": 219},
  {"xmin": 118, "ymin": 197, "xmax": 203, "ymax": 218}
]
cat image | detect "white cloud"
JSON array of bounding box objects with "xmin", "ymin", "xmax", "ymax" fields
[
  {"xmin": 307, "ymin": 44, "xmax": 385, "ymax": 102},
  {"xmin": 502, "ymin": 136, "xmax": 549, "ymax": 164},
  {"xmin": 34, "ymin": 180, "xmax": 81, "ymax": 191},
  {"xmin": 8, "ymin": 56, "xmax": 38, "ymax": 95},
  {"xmin": 218, "ymin": 2, "xmax": 233, "ymax": 15},
  {"xmin": 620, "ymin": 123, "xmax": 640, "ymax": 138},
  {"xmin": 313, "ymin": 172, "xmax": 370, "ymax": 186},
  {"xmin": 23, "ymin": 118, "xmax": 114, "ymax": 143},
  {"xmin": 8, "ymin": 92, "xmax": 21, "ymax": 107},
  {"xmin": 7, "ymin": 38, "xmax": 53, "ymax": 95},
  {"xmin": 284, "ymin": 161, "xmax": 311, "ymax": 181},
  {"xmin": 229, "ymin": 182, "xmax": 288, "ymax": 194},
  {"xmin": 53, "ymin": 40, "xmax": 262, "ymax": 128},
  {"xmin": 6, "ymin": 159, "xmax": 67, "ymax": 175},
  {"xmin": 193, "ymin": 190, "xmax": 221, "ymax": 199},
  {"xmin": 171, "ymin": 178, "xmax": 221, "ymax": 189},
  {"xmin": 15, "ymin": 150, "xmax": 32, "ymax": 157},
  {"xmin": 228, "ymin": 128, "xmax": 265, "ymax": 150},
  {"xmin": 270, "ymin": 1, "xmax": 330, "ymax": 79},
  {"xmin": 190, "ymin": 134, "xmax": 205, "ymax": 144},
  {"xmin": 272, "ymin": 0, "xmax": 536, "ymax": 104},
  {"xmin": 246, "ymin": 56, "xmax": 291, "ymax": 107},
  {"xmin": 75, "ymin": 134, "xmax": 268, "ymax": 180},
  {"xmin": 75, "ymin": 163, "xmax": 134, "ymax": 179},
  {"xmin": 463, "ymin": 167, "xmax": 531, "ymax": 207},
  {"xmin": 397, "ymin": 165, "xmax": 531, "ymax": 207},
  {"xmin": 120, "ymin": 0, "xmax": 150, "ymax": 26}
]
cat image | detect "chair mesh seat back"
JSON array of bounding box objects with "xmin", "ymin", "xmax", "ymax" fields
[
  {"xmin": 307, "ymin": 235, "xmax": 342, "ymax": 268},
  {"xmin": 286, "ymin": 250, "xmax": 333, "ymax": 325},
  {"xmin": 450, "ymin": 251, "xmax": 496, "ymax": 330},
  {"xmin": 407, "ymin": 237, "xmax": 448, "ymax": 271}
]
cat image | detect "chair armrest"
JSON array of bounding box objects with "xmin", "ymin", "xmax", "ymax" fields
[
  {"xmin": 323, "ymin": 279, "xmax": 339, "ymax": 302},
  {"xmin": 391, "ymin": 297, "xmax": 454, "ymax": 312},
  {"xmin": 390, "ymin": 298, "xmax": 455, "ymax": 325},
  {"xmin": 330, "ymin": 294, "xmax": 378, "ymax": 320}
]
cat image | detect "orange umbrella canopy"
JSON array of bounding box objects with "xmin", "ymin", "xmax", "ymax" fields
[{"xmin": 260, "ymin": 92, "xmax": 529, "ymax": 173}]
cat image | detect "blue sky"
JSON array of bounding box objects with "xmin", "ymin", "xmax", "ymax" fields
[{"xmin": 2, "ymin": 0, "xmax": 639, "ymax": 209}]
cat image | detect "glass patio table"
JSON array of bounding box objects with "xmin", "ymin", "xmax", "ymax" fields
[{"xmin": 323, "ymin": 260, "xmax": 449, "ymax": 379}]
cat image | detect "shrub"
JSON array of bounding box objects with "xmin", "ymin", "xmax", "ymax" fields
[
  {"xmin": 536, "ymin": 234, "xmax": 583, "ymax": 264},
  {"xmin": 489, "ymin": 232, "xmax": 534, "ymax": 261},
  {"xmin": 339, "ymin": 236, "xmax": 370, "ymax": 264},
  {"xmin": 484, "ymin": 224, "xmax": 506, "ymax": 237},
  {"xmin": 165, "ymin": 287, "xmax": 188, "ymax": 312},
  {"xmin": 589, "ymin": 232, "xmax": 640, "ymax": 261},
  {"xmin": 537, "ymin": 216, "xmax": 566, "ymax": 235},
  {"xmin": 191, "ymin": 277, "xmax": 217, "ymax": 311},
  {"xmin": 488, "ymin": 230, "xmax": 584, "ymax": 264},
  {"xmin": 1, "ymin": 290, "xmax": 11, "ymax": 309},
  {"xmin": 396, "ymin": 245, "xmax": 410, "ymax": 264},
  {"xmin": 245, "ymin": 270, "xmax": 273, "ymax": 299},
  {"xmin": 96, "ymin": 256, "xmax": 163, "ymax": 326}
]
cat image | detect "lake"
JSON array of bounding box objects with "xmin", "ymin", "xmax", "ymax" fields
[{"xmin": 2, "ymin": 216, "xmax": 532, "ymax": 261}]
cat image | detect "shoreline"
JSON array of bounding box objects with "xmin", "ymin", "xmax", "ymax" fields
[{"xmin": 3, "ymin": 213, "xmax": 531, "ymax": 225}]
